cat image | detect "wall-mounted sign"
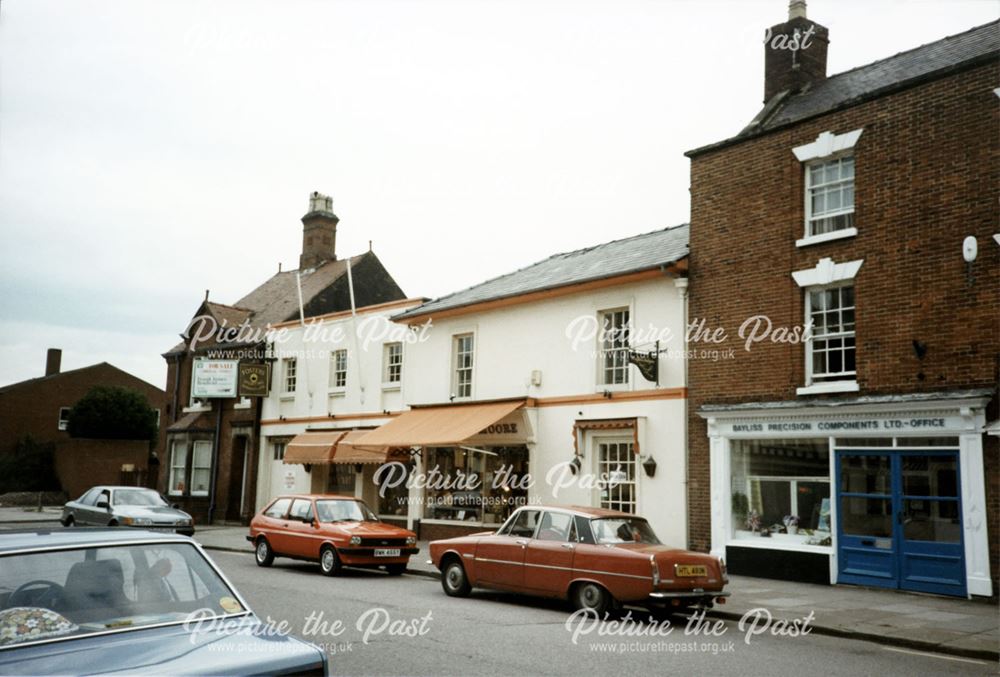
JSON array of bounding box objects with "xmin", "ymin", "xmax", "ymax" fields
[
  {"xmin": 191, "ymin": 359, "xmax": 238, "ymax": 398},
  {"xmin": 238, "ymin": 363, "xmax": 269, "ymax": 397}
]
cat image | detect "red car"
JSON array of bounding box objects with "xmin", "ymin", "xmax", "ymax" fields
[
  {"xmin": 248, "ymin": 494, "xmax": 418, "ymax": 576},
  {"xmin": 429, "ymin": 505, "xmax": 728, "ymax": 614}
]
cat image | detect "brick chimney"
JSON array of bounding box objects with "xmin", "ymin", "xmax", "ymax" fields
[
  {"xmin": 763, "ymin": 0, "xmax": 829, "ymax": 103},
  {"xmin": 45, "ymin": 348, "xmax": 62, "ymax": 376},
  {"xmin": 299, "ymin": 191, "xmax": 339, "ymax": 270}
]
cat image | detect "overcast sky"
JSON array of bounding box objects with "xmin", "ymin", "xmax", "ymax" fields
[{"xmin": 0, "ymin": 0, "xmax": 996, "ymax": 390}]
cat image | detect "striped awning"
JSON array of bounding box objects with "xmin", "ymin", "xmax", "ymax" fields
[{"xmin": 283, "ymin": 430, "xmax": 391, "ymax": 465}]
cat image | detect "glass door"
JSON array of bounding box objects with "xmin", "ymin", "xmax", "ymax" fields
[{"xmin": 837, "ymin": 452, "xmax": 897, "ymax": 588}]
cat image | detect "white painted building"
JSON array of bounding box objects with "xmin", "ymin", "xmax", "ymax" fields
[{"xmin": 357, "ymin": 226, "xmax": 692, "ymax": 545}]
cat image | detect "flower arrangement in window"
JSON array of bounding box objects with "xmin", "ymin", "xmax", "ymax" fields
[
  {"xmin": 745, "ymin": 510, "xmax": 762, "ymax": 533},
  {"xmin": 783, "ymin": 514, "xmax": 800, "ymax": 535}
]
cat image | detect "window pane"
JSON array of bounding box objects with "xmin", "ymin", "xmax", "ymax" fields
[
  {"xmin": 902, "ymin": 455, "xmax": 958, "ymax": 497},
  {"xmin": 903, "ymin": 499, "xmax": 960, "ymax": 543},
  {"xmin": 840, "ymin": 496, "xmax": 892, "ymax": 537},
  {"xmin": 840, "ymin": 455, "xmax": 890, "ymax": 494}
]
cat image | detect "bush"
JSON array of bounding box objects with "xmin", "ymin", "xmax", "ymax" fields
[
  {"xmin": 67, "ymin": 386, "xmax": 159, "ymax": 441},
  {"xmin": 0, "ymin": 436, "xmax": 58, "ymax": 493}
]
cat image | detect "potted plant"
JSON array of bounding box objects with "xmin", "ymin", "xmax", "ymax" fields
[
  {"xmin": 783, "ymin": 515, "xmax": 800, "ymax": 535},
  {"xmin": 732, "ymin": 492, "xmax": 749, "ymax": 527}
]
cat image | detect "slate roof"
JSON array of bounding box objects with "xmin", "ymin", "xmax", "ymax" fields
[
  {"xmin": 394, "ymin": 224, "xmax": 689, "ymax": 320},
  {"xmin": 688, "ymin": 20, "xmax": 999, "ymax": 156}
]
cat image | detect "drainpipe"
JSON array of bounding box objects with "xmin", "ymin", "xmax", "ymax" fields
[
  {"xmin": 171, "ymin": 355, "xmax": 182, "ymax": 423},
  {"xmin": 673, "ymin": 276, "xmax": 690, "ymax": 548},
  {"xmin": 207, "ymin": 399, "xmax": 223, "ymax": 524}
]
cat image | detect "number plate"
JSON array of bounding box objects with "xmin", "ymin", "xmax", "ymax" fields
[
  {"xmin": 676, "ymin": 564, "xmax": 707, "ymax": 577},
  {"xmin": 374, "ymin": 548, "xmax": 401, "ymax": 557}
]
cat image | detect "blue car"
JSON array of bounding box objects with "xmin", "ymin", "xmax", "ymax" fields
[{"xmin": 0, "ymin": 529, "xmax": 327, "ymax": 675}]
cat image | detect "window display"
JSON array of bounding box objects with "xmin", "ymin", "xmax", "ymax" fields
[{"xmin": 423, "ymin": 446, "xmax": 528, "ymax": 524}]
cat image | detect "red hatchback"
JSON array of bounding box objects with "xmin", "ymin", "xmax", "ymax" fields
[{"xmin": 248, "ymin": 494, "xmax": 418, "ymax": 576}]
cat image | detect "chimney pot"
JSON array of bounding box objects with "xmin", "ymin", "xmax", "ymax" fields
[
  {"xmin": 45, "ymin": 348, "xmax": 62, "ymax": 376},
  {"xmin": 788, "ymin": 0, "xmax": 807, "ymax": 20}
]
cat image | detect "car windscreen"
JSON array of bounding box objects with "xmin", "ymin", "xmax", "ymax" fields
[
  {"xmin": 113, "ymin": 489, "xmax": 168, "ymax": 507},
  {"xmin": 0, "ymin": 542, "xmax": 246, "ymax": 649},
  {"xmin": 590, "ymin": 517, "xmax": 662, "ymax": 545},
  {"xmin": 315, "ymin": 500, "xmax": 377, "ymax": 523}
]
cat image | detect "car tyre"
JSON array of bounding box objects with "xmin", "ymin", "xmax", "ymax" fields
[
  {"xmin": 573, "ymin": 582, "xmax": 613, "ymax": 616},
  {"xmin": 385, "ymin": 563, "xmax": 406, "ymax": 576},
  {"xmin": 319, "ymin": 546, "xmax": 341, "ymax": 576},
  {"xmin": 62, "ymin": 515, "xmax": 75, "ymax": 527},
  {"xmin": 441, "ymin": 559, "xmax": 471, "ymax": 597},
  {"xmin": 255, "ymin": 537, "xmax": 275, "ymax": 567}
]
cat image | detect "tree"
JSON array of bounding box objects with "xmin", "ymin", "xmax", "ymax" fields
[
  {"xmin": 0, "ymin": 436, "xmax": 58, "ymax": 493},
  {"xmin": 67, "ymin": 386, "xmax": 159, "ymax": 441}
]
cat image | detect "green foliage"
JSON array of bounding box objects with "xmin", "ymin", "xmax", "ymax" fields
[
  {"xmin": 732, "ymin": 491, "xmax": 750, "ymax": 520},
  {"xmin": 67, "ymin": 386, "xmax": 159, "ymax": 441},
  {"xmin": 0, "ymin": 436, "xmax": 58, "ymax": 493}
]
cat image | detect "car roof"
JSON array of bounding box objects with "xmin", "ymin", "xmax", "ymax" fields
[
  {"xmin": 272, "ymin": 493, "xmax": 359, "ymax": 501},
  {"xmin": 527, "ymin": 505, "xmax": 642, "ymax": 519},
  {"xmin": 82, "ymin": 486, "xmax": 159, "ymax": 492},
  {"xmin": 0, "ymin": 528, "xmax": 195, "ymax": 554}
]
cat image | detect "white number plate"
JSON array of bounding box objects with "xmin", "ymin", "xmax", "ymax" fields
[{"xmin": 374, "ymin": 548, "xmax": 401, "ymax": 557}]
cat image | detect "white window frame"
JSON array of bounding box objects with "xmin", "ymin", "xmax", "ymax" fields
[
  {"xmin": 803, "ymin": 155, "xmax": 856, "ymax": 240},
  {"xmin": 792, "ymin": 257, "xmax": 863, "ymax": 395},
  {"xmin": 597, "ymin": 307, "xmax": 631, "ymax": 388},
  {"xmin": 793, "ymin": 128, "xmax": 863, "ymax": 247},
  {"xmin": 58, "ymin": 407, "xmax": 71, "ymax": 431},
  {"xmin": 383, "ymin": 342, "xmax": 403, "ymax": 389},
  {"xmin": 804, "ymin": 284, "xmax": 856, "ymax": 386},
  {"xmin": 168, "ymin": 441, "xmax": 187, "ymax": 496},
  {"xmin": 594, "ymin": 437, "xmax": 638, "ymax": 514},
  {"xmin": 190, "ymin": 440, "xmax": 213, "ymax": 497},
  {"xmin": 272, "ymin": 440, "xmax": 288, "ymax": 462},
  {"xmin": 329, "ymin": 349, "xmax": 348, "ymax": 393},
  {"xmin": 452, "ymin": 333, "xmax": 475, "ymax": 400},
  {"xmin": 282, "ymin": 357, "xmax": 297, "ymax": 396}
]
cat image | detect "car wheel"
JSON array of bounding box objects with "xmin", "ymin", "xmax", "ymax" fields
[
  {"xmin": 441, "ymin": 559, "xmax": 471, "ymax": 597},
  {"xmin": 385, "ymin": 563, "xmax": 406, "ymax": 576},
  {"xmin": 255, "ymin": 538, "xmax": 275, "ymax": 567},
  {"xmin": 319, "ymin": 546, "xmax": 341, "ymax": 576},
  {"xmin": 573, "ymin": 582, "xmax": 612, "ymax": 615},
  {"xmin": 108, "ymin": 520, "xmax": 118, "ymax": 527},
  {"xmin": 62, "ymin": 516, "xmax": 74, "ymax": 527}
]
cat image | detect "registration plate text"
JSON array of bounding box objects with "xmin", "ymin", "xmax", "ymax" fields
[
  {"xmin": 374, "ymin": 548, "xmax": 401, "ymax": 557},
  {"xmin": 676, "ymin": 564, "xmax": 707, "ymax": 577}
]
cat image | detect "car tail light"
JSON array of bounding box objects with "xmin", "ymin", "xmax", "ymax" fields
[
  {"xmin": 719, "ymin": 557, "xmax": 728, "ymax": 582},
  {"xmin": 650, "ymin": 555, "xmax": 660, "ymax": 587}
]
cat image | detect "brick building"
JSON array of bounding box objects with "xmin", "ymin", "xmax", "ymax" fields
[
  {"xmin": 161, "ymin": 192, "xmax": 407, "ymax": 525},
  {"xmin": 0, "ymin": 348, "xmax": 166, "ymax": 490},
  {"xmin": 685, "ymin": 5, "xmax": 998, "ymax": 597}
]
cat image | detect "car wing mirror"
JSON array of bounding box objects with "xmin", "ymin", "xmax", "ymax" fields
[
  {"xmin": 171, "ymin": 503, "xmax": 180, "ymax": 509},
  {"xmin": 96, "ymin": 500, "xmax": 110, "ymax": 510}
]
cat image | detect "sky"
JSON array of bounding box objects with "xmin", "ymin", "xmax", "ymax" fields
[{"xmin": 0, "ymin": 0, "xmax": 996, "ymax": 390}]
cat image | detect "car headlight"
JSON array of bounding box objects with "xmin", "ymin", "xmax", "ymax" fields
[
  {"xmin": 650, "ymin": 555, "xmax": 660, "ymax": 587},
  {"xmin": 350, "ymin": 536, "xmax": 362, "ymax": 546},
  {"xmin": 406, "ymin": 536, "xmax": 416, "ymax": 546},
  {"xmin": 123, "ymin": 517, "xmax": 152, "ymax": 526}
]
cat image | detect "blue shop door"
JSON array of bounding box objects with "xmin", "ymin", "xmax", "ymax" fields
[{"xmin": 836, "ymin": 450, "xmax": 966, "ymax": 597}]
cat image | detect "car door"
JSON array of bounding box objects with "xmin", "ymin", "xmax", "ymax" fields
[
  {"xmin": 523, "ymin": 511, "xmax": 577, "ymax": 596},
  {"xmin": 259, "ymin": 497, "xmax": 294, "ymax": 554},
  {"xmin": 475, "ymin": 509, "xmax": 538, "ymax": 590},
  {"xmin": 285, "ymin": 498, "xmax": 320, "ymax": 559},
  {"xmin": 71, "ymin": 488, "xmax": 99, "ymax": 524}
]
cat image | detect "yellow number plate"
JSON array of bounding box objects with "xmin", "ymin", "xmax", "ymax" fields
[{"xmin": 676, "ymin": 565, "xmax": 707, "ymax": 577}]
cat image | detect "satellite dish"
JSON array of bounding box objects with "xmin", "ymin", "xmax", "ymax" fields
[{"xmin": 962, "ymin": 236, "xmax": 978, "ymax": 263}]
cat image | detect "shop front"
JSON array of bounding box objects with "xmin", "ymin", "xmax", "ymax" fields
[
  {"xmin": 355, "ymin": 399, "xmax": 534, "ymax": 541},
  {"xmin": 700, "ymin": 390, "xmax": 993, "ymax": 598}
]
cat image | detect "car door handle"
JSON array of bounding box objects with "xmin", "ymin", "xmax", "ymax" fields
[
  {"xmin": 560, "ymin": 543, "xmax": 575, "ymax": 549},
  {"xmin": 515, "ymin": 539, "xmax": 528, "ymax": 547}
]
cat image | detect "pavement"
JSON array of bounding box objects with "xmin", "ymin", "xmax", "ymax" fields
[{"xmin": 2, "ymin": 516, "xmax": 997, "ymax": 662}]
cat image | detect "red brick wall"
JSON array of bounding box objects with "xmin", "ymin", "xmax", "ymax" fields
[
  {"xmin": 687, "ymin": 62, "xmax": 1000, "ymax": 590},
  {"xmin": 54, "ymin": 438, "xmax": 150, "ymax": 499}
]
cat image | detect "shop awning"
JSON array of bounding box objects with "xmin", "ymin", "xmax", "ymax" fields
[
  {"xmin": 572, "ymin": 418, "xmax": 640, "ymax": 455},
  {"xmin": 354, "ymin": 400, "xmax": 526, "ymax": 448},
  {"xmin": 283, "ymin": 430, "xmax": 392, "ymax": 465}
]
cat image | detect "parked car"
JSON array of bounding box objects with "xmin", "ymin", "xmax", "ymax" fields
[
  {"xmin": 61, "ymin": 486, "xmax": 195, "ymax": 536},
  {"xmin": 248, "ymin": 494, "xmax": 418, "ymax": 576},
  {"xmin": 428, "ymin": 505, "xmax": 729, "ymax": 615},
  {"xmin": 0, "ymin": 528, "xmax": 327, "ymax": 675}
]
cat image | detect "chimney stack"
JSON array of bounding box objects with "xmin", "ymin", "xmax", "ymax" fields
[
  {"xmin": 45, "ymin": 348, "xmax": 62, "ymax": 376},
  {"xmin": 299, "ymin": 191, "xmax": 339, "ymax": 270},
  {"xmin": 763, "ymin": 0, "xmax": 829, "ymax": 103}
]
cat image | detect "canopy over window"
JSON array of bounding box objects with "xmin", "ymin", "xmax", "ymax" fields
[
  {"xmin": 354, "ymin": 400, "xmax": 526, "ymax": 448},
  {"xmin": 283, "ymin": 430, "xmax": 391, "ymax": 465}
]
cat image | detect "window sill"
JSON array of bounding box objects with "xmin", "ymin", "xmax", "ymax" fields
[
  {"xmin": 796, "ymin": 227, "xmax": 857, "ymax": 248},
  {"xmin": 279, "ymin": 394, "xmax": 295, "ymax": 402},
  {"xmin": 381, "ymin": 383, "xmax": 401, "ymax": 392},
  {"xmin": 182, "ymin": 405, "xmax": 212, "ymax": 413},
  {"xmin": 233, "ymin": 398, "xmax": 252, "ymax": 410},
  {"xmin": 328, "ymin": 388, "xmax": 347, "ymax": 397},
  {"xmin": 796, "ymin": 380, "xmax": 859, "ymax": 396}
]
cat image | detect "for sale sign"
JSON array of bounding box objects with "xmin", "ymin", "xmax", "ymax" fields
[{"xmin": 191, "ymin": 359, "xmax": 239, "ymax": 398}]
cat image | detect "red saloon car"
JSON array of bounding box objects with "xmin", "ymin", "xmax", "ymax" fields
[
  {"xmin": 248, "ymin": 494, "xmax": 418, "ymax": 576},
  {"xmin": 429, "ymin": 505, "xmax": 729, "ymax": 614}
]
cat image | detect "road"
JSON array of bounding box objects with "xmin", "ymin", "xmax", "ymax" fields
[{"xmin": 208, "ymin": 551, "xmax": 997, "ymax": 677}]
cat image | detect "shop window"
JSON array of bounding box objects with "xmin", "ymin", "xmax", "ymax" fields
[
  {"xmin": 806, "ymin": 156, "xmax": 854, "ymax": 236},
  {"xmin": 806, "ymin": 284, "xmax": 855, "ymax": 383},
  {"xmin": 383, "ymin": 343, "xmax": 402, "ymax": 385},
  {"xmin": 327, "ymin": 465, "xmax": 356, "ymax": 496},
  {"xmin": 190, "ymin": 441, "xmax": 212, "ymax": 496},
  {"xmin": 329, "ymin": 349, "xmax": 347, "ymax": 390},
  {"xmin": 598, "ymin": 308, "xmax": 630, "ymax": 386},
  {"xmin": 168, "ymin": 441, "xmax": 187, "ymax": 496},
  {"xmin": 378, "ymin": 462, "xmax": 411, "ymax": 517},
  {"xmin": 596, "ymin": 440, "xmax": 636, "ymax": 514},
  {"xmin": 730, "ymin": 439, "xmax": 830, "ymax": 546},
  {"xmin": 423, "ymin": 446, "xmax": 528, "ymax": 525},
  {"xmin": 58, "ymin": 407, "xmax": 71, "ymax": 431},
  {"xmin": 452, "ymin": 334, "xmax": 474, "ymax": 399}
]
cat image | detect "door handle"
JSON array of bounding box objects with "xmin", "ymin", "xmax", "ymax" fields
[
  {"xmin": 515, "ymin": 539, "xmax": 528, "ymax": 547},
  {"xmin": 560, "ymin": 543, "xmax": 575, "ymax": 549}
]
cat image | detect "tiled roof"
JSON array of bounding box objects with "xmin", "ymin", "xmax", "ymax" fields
[
  {"xmin": 688, "ymin": 20, "xmax": 999, "ymax": 156},
  {"xmin": 394, "ymin": 224, "xmax": 689, "ymax": 320}
]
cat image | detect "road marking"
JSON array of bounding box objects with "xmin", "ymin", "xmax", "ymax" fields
[{"xmin": 881, "ymin": 646, "xmax": 989, "ymax": 665}]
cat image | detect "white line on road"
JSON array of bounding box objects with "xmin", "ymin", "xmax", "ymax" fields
[{"xmin": 881, "ymin": 646, "xmax": 990, "ymax": 665}]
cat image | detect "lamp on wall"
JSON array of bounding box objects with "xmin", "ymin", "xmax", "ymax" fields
[
  {"xmin": 354, "ymin": 463, "xmax": 363, "ymax": 474},
  {"xmin": 569, "ymin": 455, "xmax": 582, "ymax": 475},
  {"xmin": 642, "ymin": 455, "xmax": 657, "ymax": 478}
]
